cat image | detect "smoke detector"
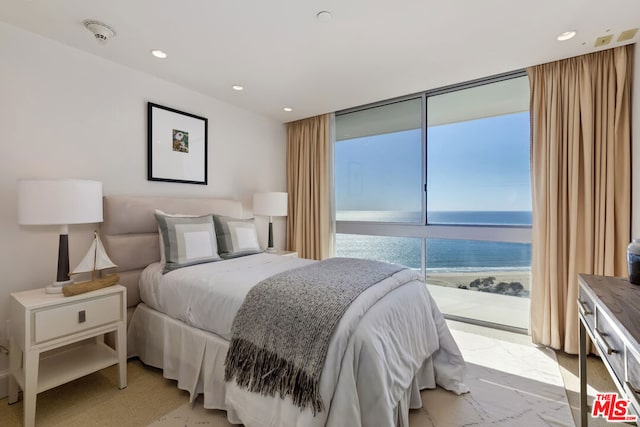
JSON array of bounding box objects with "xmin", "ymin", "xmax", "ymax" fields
[{"xmin": 83, "ymin": 20, "xmax": 116, "ymax": 44}]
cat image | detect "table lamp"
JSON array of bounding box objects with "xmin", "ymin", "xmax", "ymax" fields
[
  {"xmin": 253, "ymin": 192, "xmax": 288, "ymax": 253},
  {"xmin": 18, "ymin": 179, "xmax": 103, "ymax": 293}
]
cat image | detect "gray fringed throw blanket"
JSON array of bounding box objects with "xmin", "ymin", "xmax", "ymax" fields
[{"xmin": 224, "ymin": 257, "xmax": 406, "ymax": 413}]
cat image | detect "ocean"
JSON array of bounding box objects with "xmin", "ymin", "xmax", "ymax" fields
[{"xmin": 335, "ymin": 211, "xmax": 532, "ymax": 272}]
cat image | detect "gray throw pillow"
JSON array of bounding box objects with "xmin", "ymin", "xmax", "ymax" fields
[
  {"xmin": 155, "ymin": 212, "xmax": 221, "ymax": 273},
  {"xmin": 212, "ymin": 215, "xmax": 262, "ymax": 259}
]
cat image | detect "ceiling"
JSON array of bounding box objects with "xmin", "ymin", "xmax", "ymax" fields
[{"xmin": 1, "ymin": 0, "xmax": 638, "ymax": 123}]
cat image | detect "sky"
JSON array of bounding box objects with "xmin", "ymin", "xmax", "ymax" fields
[{"xmin": 335, "ymin": 111, "xmax": 532, "ymax": 213}]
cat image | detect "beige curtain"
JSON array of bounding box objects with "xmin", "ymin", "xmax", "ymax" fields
[
  {"xmin": 529, "ymin": 45, "xmax": 632, "ymax": 354},
  {"xmin": 286, "ymin": 114, "xmax": 331, "ymax": 260}
]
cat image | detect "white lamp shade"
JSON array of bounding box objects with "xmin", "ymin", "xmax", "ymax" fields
[
  {"xmin": 253, "ymin": 192, "xmax": 288, "ymax": 217},
  {"xmin": 18, "ymin": 179, "xmax": 103, "ymax": 225}
]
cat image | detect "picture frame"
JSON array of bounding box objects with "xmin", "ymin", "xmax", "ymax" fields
[{"xmin": 147, "ymin": 102, "xmax": 208, "ymax": 185}]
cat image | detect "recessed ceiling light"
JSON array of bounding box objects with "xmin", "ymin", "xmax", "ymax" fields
[
  {"xmin": 151, "ymin": 49, "xmax": 167, "ymax": 58},
  {"xmin": 232, "ymin": 85, "xmax": 244, "ymax": 91},
  {"xmin": 283, "ymin": 107, "xmax": 293, "ymax": 112},
  {"xmin": 557, "ymin": 31, "xmax": 576, "ymax": 41},
  {"xmin": 316, "ymin": 11, "xmax": 332, "ymax": 22}
]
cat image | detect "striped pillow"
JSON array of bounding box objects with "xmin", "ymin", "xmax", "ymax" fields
[
  {"xmin": 212, "ymin": 216, "xmax": 262, "ymax": 259},
  {"xmin": 155, "ymin": 212, "xmax": 221, "ymax": 273}
]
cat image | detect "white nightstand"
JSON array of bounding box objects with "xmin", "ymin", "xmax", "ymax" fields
[{"xmin": 8, "ymin": 285, "xmax": 127, "ymax": 427}]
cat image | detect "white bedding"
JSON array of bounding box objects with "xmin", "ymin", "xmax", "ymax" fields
[
  {"xmin": 133, "ymin": 253, "xmax": 468, "ymax": 427},
  {"xmin": 139, "ymin": 253, "xmax": 315, "ymax": 340}
]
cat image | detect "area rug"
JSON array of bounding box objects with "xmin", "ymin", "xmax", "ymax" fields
[
  {"xmin": 415, "ymin": 329, "xmax": 574, "ymax": 426},
  {"xmin": 0, "ymin": 360, "xmax": 188, "ymax": 427},
  {"xmin": 149, "ymin": 328, "xmax": 575, "ymax": 427}
]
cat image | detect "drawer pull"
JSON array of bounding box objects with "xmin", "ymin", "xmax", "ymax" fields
[
  {"xmin": 624, "ymin": 382, "xmax": 640, "ymax": 409},
  {"xmin": 78, "ymin": 310, "xmax": 86, "ymax": 323},
  {"xmin": 578, "ymin": 299, "xmax": 593, "ymax": 315},
  {"xmin": 594, "ymin": 329, "xmax": 618, "ymax": 355}
]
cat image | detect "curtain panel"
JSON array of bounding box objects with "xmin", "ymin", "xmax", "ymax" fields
[
  {"xmin": 528, "ymin": 45, "xmax": 633, "ymax": 354},
  {"xmin": 286, "ymin": 114, "xmax": 331, "ymax": 260}
]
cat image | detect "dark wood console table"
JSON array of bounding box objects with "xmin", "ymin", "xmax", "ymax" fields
[{"xmin": 578, "ymin": 274, "xmax": 640, "ymax": 426}]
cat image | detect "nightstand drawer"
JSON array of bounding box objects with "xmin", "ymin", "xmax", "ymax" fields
[{"xmin": 34, "ymin": 294, "xmax": 121, "ymax": 343}]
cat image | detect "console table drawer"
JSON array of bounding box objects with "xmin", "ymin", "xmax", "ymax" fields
[
  {"xmin": 577, "ymin": 287, "xmax": 595, "ymax": 329},
  {"xmin": 594, "ymin": 309, "xmax": 625, "ymax": 383},
  {"xmin": 34, "ymin": 294, "xmax": 121, "ymax": 343},
  {"xmin": 626, "ymin": 352, "xmax": 640, "ymax": 410},
  {"xmin": 578, "ymin": 274, "xmax": 640, "ymax": 426}
]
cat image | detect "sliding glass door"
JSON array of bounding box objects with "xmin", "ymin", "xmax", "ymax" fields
[{"xmin": 335, "ymin": 72, "xmax": 532, "ymax": 331}]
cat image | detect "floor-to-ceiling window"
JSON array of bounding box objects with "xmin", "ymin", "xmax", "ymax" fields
[{"xmin": 334, "ymin": 71, "xmax": 532, "ymax": 331}]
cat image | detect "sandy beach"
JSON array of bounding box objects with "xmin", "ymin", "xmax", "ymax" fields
[{"xmin": 426, "ymin": 270, "xmax": 531, "ymax": 292}]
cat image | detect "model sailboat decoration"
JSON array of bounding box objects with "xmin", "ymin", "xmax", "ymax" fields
[{"xmin": 62, "ymin": 231, "xmax": 120, "ymax": 297}]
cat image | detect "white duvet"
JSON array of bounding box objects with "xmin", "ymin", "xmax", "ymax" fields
[
  {"xmin": 137, "ymin": 253, "xmax": 468, "ymax": 427},
  {"xmin": 140, "ymin": 253, "xmax": 314, "ymax": 340}
]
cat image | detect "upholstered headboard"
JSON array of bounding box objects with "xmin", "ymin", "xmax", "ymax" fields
[{"xmin": 101, "ymin": 195, "xmax": 244, "ymax": 308}]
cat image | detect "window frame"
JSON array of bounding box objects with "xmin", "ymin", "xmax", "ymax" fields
[
  {"xmin": 334, "ymin": 69, "xmax": 532, "ymax": 275},
  {"xmin": 334, "ymin": 96, "xmax": 426, "ymax": 225}
]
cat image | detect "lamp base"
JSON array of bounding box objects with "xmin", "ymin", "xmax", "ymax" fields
[
  {"xmin": 46, "ymin": 280, "xmax": 73, "ymax": 294},
  {"xmin": 265, "ymin": 247, "xmax": 278, "ymax": 254},
  {"xmin": 45, "ymin": 285, "xmax": 63, "ymax": 294}
]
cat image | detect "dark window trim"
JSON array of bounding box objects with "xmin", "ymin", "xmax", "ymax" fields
[{"xmin": 336, "ymin": 69, "xmax": 527, "ymax": 117}]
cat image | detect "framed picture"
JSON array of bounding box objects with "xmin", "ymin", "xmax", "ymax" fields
[{"xmin": 147, "ymin": 102, "xmax": 208, "ymax": 185}]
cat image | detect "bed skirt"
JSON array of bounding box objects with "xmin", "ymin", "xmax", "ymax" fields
[{"xmin": 127, "ymin": 303, "xmax": 444, "ymax": 426}]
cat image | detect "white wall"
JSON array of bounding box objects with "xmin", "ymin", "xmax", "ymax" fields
[{"xmin": 0, "ymin": 22, "xmax": 287, "ymax": 393}]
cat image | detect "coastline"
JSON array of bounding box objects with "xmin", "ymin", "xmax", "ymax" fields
[{"xmin": 426, "ymin": 270, "xmax": 531, "ymax": 292}]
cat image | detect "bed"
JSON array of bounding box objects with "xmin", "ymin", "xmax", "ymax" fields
[{"xmin": 101, "ymin": 195, "xmax": 468, "ymax": 427}]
